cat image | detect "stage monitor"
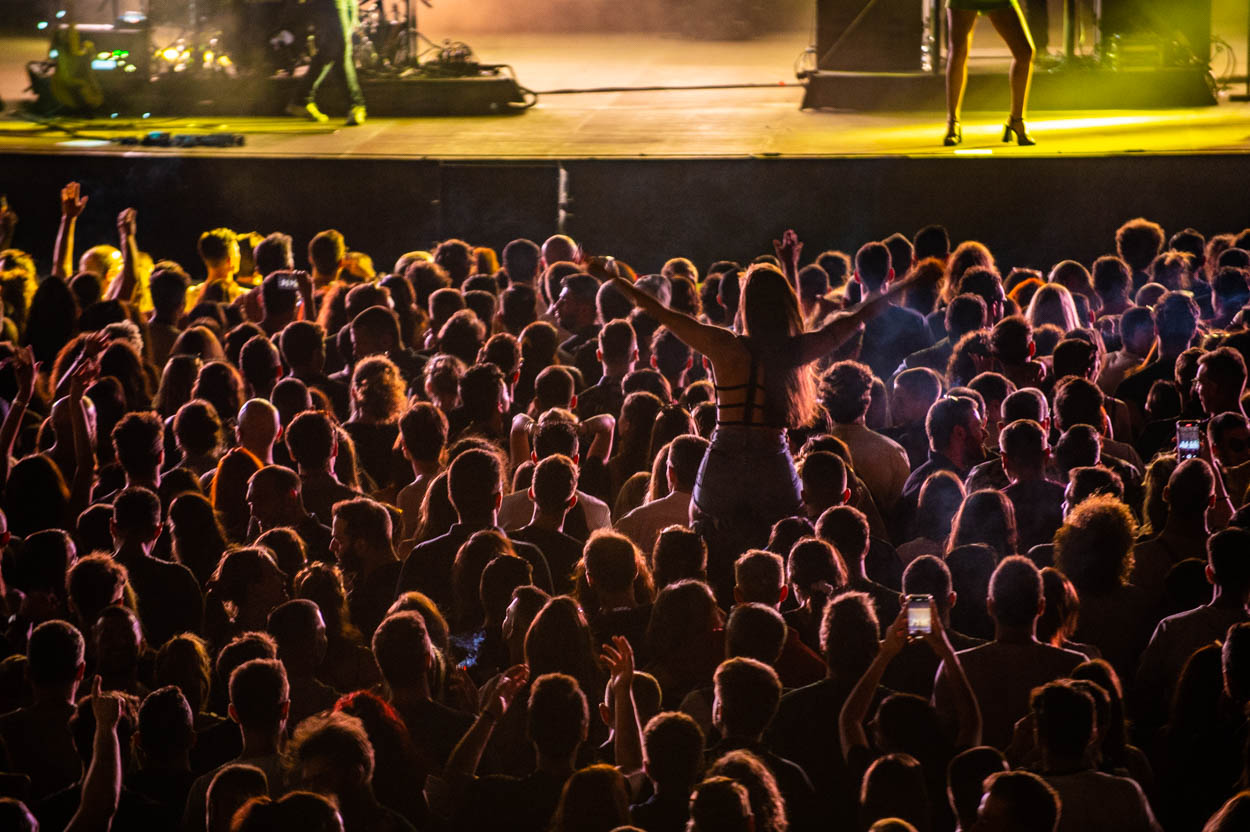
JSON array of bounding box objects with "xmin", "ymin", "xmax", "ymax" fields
[{"xmin": 815, "ymin": 0, "xmax": 926, "ymax": 72}]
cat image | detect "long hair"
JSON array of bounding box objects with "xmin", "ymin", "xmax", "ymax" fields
[
  {"xmin": 948, "ymin": 490, "xmax": 1018, "ymax": 559},
  {"xmin": 169, "ymin": 492, "xmax": 230, "ymax": 586},
  {"xmin": 1027, "ymin": 283, "xmax": 1080, "ymax": 333},
  {"xmin": 708, "ymin": 749, "xmax": 789, "ymax": 832},
  {"xmin": 524, "ymin": 596, "xmax": 602, "ymax": 699},
  {"xmin": 5, "ymin": 454, "xmax": 70, "ymax": 538},
  {"xmin": 156, "ymin": 355, "xmax": 203, "ymax": 418},
  {"xmin": 739, "ymin": 265, "xmax": 819, "ymax": 427}
]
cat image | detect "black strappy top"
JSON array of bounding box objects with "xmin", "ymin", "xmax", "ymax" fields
[{"xmin": 713, "ymin": 346, "xmax": 785, "ymax": 429}]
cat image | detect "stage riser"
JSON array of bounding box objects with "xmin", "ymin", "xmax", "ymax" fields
[
  {"xmin": 2, "ymin": 153, "xmax": 1248, "ymax": 281},
  {"xmin": 802, "ymin": 67, "xmax": 1218, "ymax": 111}
]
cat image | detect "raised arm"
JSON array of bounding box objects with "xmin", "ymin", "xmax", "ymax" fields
[
  {"xmin": 53, "ymin": 182, "xmax": 88, "ymax": 281},
  {"xmin": 445, "ymin": 663, "xmax": 529, "ymax": 786},
  {"xmin": 602, "ymin": 636, "xmax": 644, "ymax": 780},
  {"xmin": 0, "ymin": 346, "xmax": 35, "ymax": 494},
  {"xmin": 795, "ymin": 272, "xmax": 919, "ymax": 365},
  {"xmin": 1201, "ymin": 435, "xmax": 1234, "ymax": 530},
  {"xmin": 924, "ymin": 600, "xmax": 982, "ymax": 748},
  {"xmin": 53, "ymin": 331, "xmax": 109, "ymax": 402},
  {"xmin": 67, "ymin": 362, "xmax": 97, "ymax": 522},
  {"xmin": 65, "ymin": 676, "xmax": 123, "ymax": 832},
  {"xmin": 294, "ymin": 269, "xmax": 316, "ymax": 321},
  {"xmin": 106, "ymin": 208, "xmax": 139, "ymax": 304},
  {"xmin": 581, "ymin": 414, "xmax": 615, "ymax": 464},
  {"xmin": 839, "ymin": 609, "xmax": 907, "ymax": 761},
  {"xmin": 773, "ymin": 229, "xmax": 803, "ymax": 288},
  {"xmin": 589, "ymin": 258, "xmax": 733, "ymax": 359}
]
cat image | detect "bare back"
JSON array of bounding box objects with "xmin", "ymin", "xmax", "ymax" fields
[{"xmin": 707, "ymin": 335, "xmax": 783, "ymax": 429}]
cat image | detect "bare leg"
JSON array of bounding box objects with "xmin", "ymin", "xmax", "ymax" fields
[
  {"xmin": 987, "ymin": 4, "xmax": 1036, "ymax": 120},
  {"xmin": 946, "ymin": 9, "xmax": 979, "ymax": 123}
]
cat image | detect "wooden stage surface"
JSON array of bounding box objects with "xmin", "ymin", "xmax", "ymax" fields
[{"xmin": 3, "ymin": 30, "xmax": 1250, "ymax": 161}]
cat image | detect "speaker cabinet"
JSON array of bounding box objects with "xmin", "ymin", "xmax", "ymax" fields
[{"xmin": 816, "ymin": 0, "xmax": 925, "ymax": 72}]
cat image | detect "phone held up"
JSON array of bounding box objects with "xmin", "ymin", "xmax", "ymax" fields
[
  {"xmin": 1177, "ymin": 420, "xmax": 1201, "ymax": 461},
  {"xmin": 905, "ymin": 594, "xmax": 933, "ymax": 637}
]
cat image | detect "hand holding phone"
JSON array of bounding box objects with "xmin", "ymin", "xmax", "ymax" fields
[{"xmin": 905, "ymin": 594, "xmax": 933, "ymax": 637}]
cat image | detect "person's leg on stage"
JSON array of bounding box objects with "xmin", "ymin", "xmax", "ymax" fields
[
  {"xmin": 335, "ymin": 0, "xmax": 367, "ymax": 125},
  {"xmin": 988, "ymin": 3, "xmax": 1036, "ymax": 144},
  {"xmin": 944, "ymin": 8, "xmax": 978, "ymax": 145},
  {"xmin": 288, "ymin": 3, "xmax": 338, "ymax": 122}
]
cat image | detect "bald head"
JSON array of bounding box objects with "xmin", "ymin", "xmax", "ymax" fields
[
  {"xmin": 80, "ymin": 245, "xmax": 121, "ymax": 281},
  {"xmin": 237, "ymin": 399, "xmax": 280, "ymax": 461},
  {"xmin": 542, "ymin": 235, "xmax": 578, "ymax": 265}
]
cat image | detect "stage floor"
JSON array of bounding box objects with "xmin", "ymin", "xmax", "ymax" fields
[{"xmin": 3, "ymin": 31, "xmax": 1250, "ymax": 160}]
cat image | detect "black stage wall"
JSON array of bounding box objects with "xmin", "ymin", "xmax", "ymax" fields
[{"xmin": 3, "ymin": 152, "xmax": 1249, "ymax": 278}]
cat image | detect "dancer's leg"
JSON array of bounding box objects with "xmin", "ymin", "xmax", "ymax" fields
[
  {"xmin": 946, "ymin": 9, "xmax": 979, "ymax": 123},
  {"xmin": 987, "ymin": 3, "xmax": 1036, "ymax": 120}
]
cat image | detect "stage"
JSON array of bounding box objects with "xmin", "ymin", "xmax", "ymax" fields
[{"xmin": 2, "ymin": 26, "xmax": 1250, "ymax": 276}]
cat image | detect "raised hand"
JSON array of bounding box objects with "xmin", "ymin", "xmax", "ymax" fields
[
  {"xmin": 88, "ymin": 675, "xmax": 122, "ymax": 730},
  {"xmin": 61, "ymin": 182, "xmax": 88, "ymax": 219},
  {"xmin": 80, "ymin": 330, "xmax": 111, "ymax": 361},
  {"xmin": 292, "ymin": 269, "xmax": 313, "ymax": 295},
  {"xmin": 484, "ymin": 663, "xmax": 529, "ymax": 718},
  {"xmin": 601, "ymin": 635, "xmax": 636, "ymax": 693},
  {"xmin": 116, "ymin": 208, "xmax": 137, "ymax": 239},
  {"xmin": 773, "ymin": 229, "xmax": 803, "ymax": 271},
  {"xmin": 585, "ymin": 256, "xmax": 636, "ymax": 285},
  {"xmin": 9, "ymin": 346, "xmax": 36, "ymax": 404},
  {"xmin": 919, "ymin": 597, "xmax": 955, "ymax": 658},
  {"xmin": 881, "ymin": 607, "xmax": 910, "ymax": 659},
  {"xmin": 69, "ymin": 359, "xmax": 98, "ymax": 403}
]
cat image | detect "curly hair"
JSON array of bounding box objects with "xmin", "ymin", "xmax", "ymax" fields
[
  {"xmin": 350, "ymin": 355, "xmax": 406, "ymax": 423},
  {"xmin": 1053, "ymin": 494, "xmax": 1137, "ymax": 597}
]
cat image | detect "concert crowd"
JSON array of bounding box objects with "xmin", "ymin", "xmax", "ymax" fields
[{"xmin": 0, "ymin": 183, "xmax": 1248, "ymax": 832}]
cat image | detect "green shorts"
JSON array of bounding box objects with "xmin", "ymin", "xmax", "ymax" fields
[{"xmin": 948, "ymin": 0, "xmax": 1018, "ymax": 11}]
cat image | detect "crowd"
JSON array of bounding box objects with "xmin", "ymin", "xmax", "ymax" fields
[{"xmin": 0, "ymin": 181, "xmax": 1248, "ymax": 832}]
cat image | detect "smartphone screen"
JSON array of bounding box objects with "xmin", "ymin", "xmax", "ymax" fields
[
  {"xmin": 1177, "ymin": 421, "xmax": 1200, "ymax": 461},
  {"xmin": 905, "ymin": 594, "xmax": 932, "ymax": 636}
]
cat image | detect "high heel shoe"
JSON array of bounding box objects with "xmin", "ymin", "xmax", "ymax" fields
[
  {"xmin": 943, "ymin": 119, "xmax": 962, "ymax": 147},
  {"xmin": 1002, "ymin": 116, "xmax": 1036, "ymax": 146}
]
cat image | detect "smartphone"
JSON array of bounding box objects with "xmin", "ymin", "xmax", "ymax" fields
[
  {"xmin": 905, "ymin": 594, "xmax": 933, "ymax": 636},
  {"xmin": 1177, "ymin": 420, "xmax": 1201, "ymax": 461},
  {"xmin": 277, "ymin": 277, "xmax": 299, "ymax": 292}
]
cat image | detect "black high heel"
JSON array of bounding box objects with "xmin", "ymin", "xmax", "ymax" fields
[
  {"xmin": 1002, "ymin": 116, "xmax": 1036, "ymax": 146},
  {"xmin": 943, "ymin": 119, "xmax": 962, "ymax": 147}
]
